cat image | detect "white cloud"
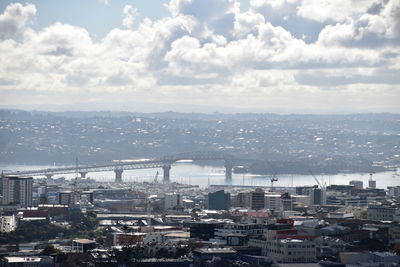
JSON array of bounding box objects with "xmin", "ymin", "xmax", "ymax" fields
[
  {"xmin": 297, "ymin": 0, "xmax": 373, "ymax": 23},
  {"xmin": 0, "ymin": 3, "xmax": 36, "ymax": 38},
  {"xmin": 317, "ymin": 0, "xmax": 400, "ymax": 47},
  {"xmin": 122, "ymin": 5, "xmax": 139, "ymax": 29},
  {"xmin": 0, "ymin": 0, "xmax": 399, "ymax": 113}
]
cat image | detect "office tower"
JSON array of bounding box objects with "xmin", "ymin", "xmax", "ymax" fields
[
  {"xmin": 350, "ymin": 180, "xmax": 363, "ymax": 190},
  {"xmin": 208, "ymin": 190, "xmax": 230, "ymax": 210},
  {"xmin": 2, "ymin": 176, "xmax": 33, "ymax": 208},
  {"xmin": 164, "ymin": 193, "xmax": 183, "ymax": 210},
  {"xmin": 309, "ymin": 188, "xmax": 326, "ymax": 206},
  {"xmin": 250, "ymin": 188, "xmax": 265, "ymax": 210}
]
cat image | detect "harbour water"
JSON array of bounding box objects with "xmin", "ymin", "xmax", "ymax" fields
[{"xmin": 1, "ymin": 162, "xmax": 399, "ymax": 189}]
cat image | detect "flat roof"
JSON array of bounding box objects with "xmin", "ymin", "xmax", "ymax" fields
[
  {"xmin": 5, "ymin": 257, "xmax": 41, "ymax": 263},
  {"xmin": 279, "ymin": 239, "xmax": 307, "ymax": 243},
  {"xmin": 73, "ymin": 239, "xmax": 96, "ymax": 244},
  {"xmin": 164, "ymin": 232, "xmax": 190, "ymax": 238},
  {"xmin": 195, "ymin": 248, "xmax": 237, "ymax": 254}
]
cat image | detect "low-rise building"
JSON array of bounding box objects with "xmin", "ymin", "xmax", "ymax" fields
[
  {"xmin": 193, "ymin": 247, "xmax": 237, "ymax": 262},
  {"xmin": 266, "ymin": 238, "xmax": 317, "ymax": 263},
  {"xmin": 72, "ymin": 239, "xmax": 96, "ymax": 253},
  {"xmin": 3, "ymin": 257, "xmax": 43, "ymax": 267},
  {"xmin": 367, "ymin": 204, "xmax": 397, "ymax": 221},
  {"xmin": 214, "ymin": 223, "xmax": 265, "ymax": 242},
  {"xmin": 188, "ymin": 221, "xmax": 224, "ymax": 241},
  {"xmin": 113, "ymin": 233, "xmax": 147, "ymax": 246}
]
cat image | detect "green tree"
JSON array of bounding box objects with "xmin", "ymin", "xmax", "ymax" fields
[{"xmin": 40, "ymin": 244, "xmax": 61, "ymax": 255}]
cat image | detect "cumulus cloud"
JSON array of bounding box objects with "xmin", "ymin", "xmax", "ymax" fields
[
  {"xmin": 317, "ymin": 0, "xmax": 400, "ymax": 47},
  {"xmin": 0, "ymin": 3, "xmax": 36, "ymax": 38},
  {"xmin": 122, "ymin": 5, "xmax": 138, "ymax": 29},
  {"xmin": 297, "ymin": 0, "xmax": 373, "ymax": 23},
  {"xmin": 0, "ymin": 0, "xmax": 399, "ymax": 113}
]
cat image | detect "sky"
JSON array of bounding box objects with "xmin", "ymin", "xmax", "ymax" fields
[{"xmin": 0, "ymin": 0, "xmax": 399, "ymax": 113}]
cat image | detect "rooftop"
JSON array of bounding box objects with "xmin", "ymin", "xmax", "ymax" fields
[
  {"xmin": 73, "ymin": 239, "xmax": 96, "ymax": 244},
  {"xmin": 195, "ymin": 247, "xmax": 237, "ymax": 254},
  {"xmin": 5, "ymin": 257, "xmax": 41, "ymax": 263}
]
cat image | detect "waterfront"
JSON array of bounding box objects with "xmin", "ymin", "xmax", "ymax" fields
[{"xmin": 1, "ymin": 162, "xmax": 399, "ymax": 189}]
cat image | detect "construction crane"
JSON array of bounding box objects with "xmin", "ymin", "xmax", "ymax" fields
[
  {"xmin": 368, "ymin": 170, "xmax": 376, "ymax": 188},
  {"xmin": 71, "ymin": 157, "xmax": 81, "ymax": 205},
  {"xmin": 369, "ymin": 170, "xmax": 376, "ymax": 181},
  {"xmin": 269, "ymin": 173, "xmax": 278, "ymax": 192},
  {"xmin": 309, "ymin": 171, "xmax": 326, "ymax": 189},
  {"xmin": 153, "ymin": 171, "xmax": 159, "ymax": 183}
]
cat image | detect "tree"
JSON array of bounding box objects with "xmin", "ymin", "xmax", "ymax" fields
[
  {"xmin": 155, "ymin": 248, "xmax": 170, "ymax": 258},
  {"xmin": 40, "ymin": 244, "xmax": 61, "ymax": 255}
]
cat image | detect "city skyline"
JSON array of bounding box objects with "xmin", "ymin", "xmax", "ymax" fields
[{"xmin": 0, "ymin": 0, "xmax": 399, "ymax": 113}]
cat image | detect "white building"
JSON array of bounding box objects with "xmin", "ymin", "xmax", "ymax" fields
[
  {"xmin": 214, "ymin": 223, "xmax": 264, "ymax": 242},
  {"xmin": 264, "ymin": 193, "xmax": 294, "ymax": 213},
  {"xmin": 0, "ymin": 214, "xmax": 17, "ymax": 233},
  {"xmin": 388, "ymin": 186, "xmax": 400, "ymax": 198},
  {"xmin": 292, "ymin": 195, "xmax": 310, "ymax": 206},
  {"xmin": 2, "ymin": 176, "xmax": 33, "ymax": 208},
  {"xmin": 3, "ymin": 257, "xmax": 42, "ymax": 267},
  {"xmin": 266, "ymin": 238, "xmax": 317, "ymax": 263},
  {"xmin": 164, "ymin": 193, "xmax": 183, "ymax": 210},
  {"xmin": 264, "ymin": 194, "xmax": 281, "ymax": 211}
]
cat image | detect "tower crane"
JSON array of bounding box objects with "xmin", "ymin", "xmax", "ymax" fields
[
  {"xmin": 269, "ymin": 173, "xmax": 278, "ymax": 192},
  {"xmin": 153, "ymin": 171, "xmax": 159, "ymax": 183},
  {"xmin": 309, "ymin": 171, "xmax": 326, "ymax": 189}
]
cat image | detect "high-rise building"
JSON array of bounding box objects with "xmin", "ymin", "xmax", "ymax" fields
[
  {"xmin": 264, "ymin": 193, "xmax": 282, "ymax": 211},
  {"xmin": 2, "ymin": 176, "xmax": 33, "ymax": 208},
  {"xmin": 309, "ymin": 188, "xmax": 326, "ymax": 206},
  {"xmin": 280, "ymin": 192, "xmax": 293, "ymax": 211},
  {"xmin": 250, "ymin": 188, "xmax": 265, "ymax": 210},
  {"xmin": 59, "ymin": 191, "xmax": 72, "ymax": 205},
  {"xmin": 368, "ymin": 179, "xmax": 376, "ymax": 189},
  {"xmin": 208, "ymin": 190, "xmax": 230, "ymax": 210},
  {"xmin": 350, "ymin": 180, "xmax": 363, "ymax": 190},
  {"xmin": 265, "ymin": 193, "xmax": 293, "ymax": 212},
  {"xmin": 164, "ymin": 193, "xmax": 183, "ymax": 210}
]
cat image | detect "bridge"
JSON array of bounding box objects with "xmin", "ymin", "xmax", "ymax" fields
[{"xmin": 3, "ymin": 151, "xmax": 254, "ymax": 183}]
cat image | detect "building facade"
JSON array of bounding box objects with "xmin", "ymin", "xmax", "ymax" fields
[
  {"xmin": 266, "ymin": 238, "xmax": 317, "ymax": 263},
  {"xmin": 208, "ymin": 190, "xmax": 230, "ymax": 210},
  {"xmin": 2, "ymin": 176, "xmax": 33, "ymax": 208},
  {"xmin": 164, "ymin": 193, "xmax": 183, "ymax": 210},
  {"xmin": 250, "ymin": 188, "xmax": 265, "ymax": 210}
]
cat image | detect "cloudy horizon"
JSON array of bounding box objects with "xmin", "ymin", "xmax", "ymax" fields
[{"xmin": 0, "ymin": 0, "xmax": 399, "ymax": 114}]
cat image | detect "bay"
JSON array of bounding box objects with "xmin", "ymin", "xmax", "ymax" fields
[{"xmin": 1, "ymin": 163, "xmax": 399, "ymax": 189}]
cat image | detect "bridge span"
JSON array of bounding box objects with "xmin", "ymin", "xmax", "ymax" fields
[{"xmin": 3, "ymin": 151, "xmax": 254, "ymax": 182}]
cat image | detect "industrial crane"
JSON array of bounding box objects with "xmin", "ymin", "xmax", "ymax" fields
[
  {"xmin": 269, "ymin": 173, "xmax": 278, "ymax": 192},
  {"xmin": 153, "ymin": 171, "xmax": 159, "ymax": 183},
  {"xmin": 309, "ymin": 171, "xmax": 326, "ymax": 189}
]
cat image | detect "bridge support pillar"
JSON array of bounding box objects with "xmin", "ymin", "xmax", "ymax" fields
[
  {"xmin": 79, "ymin": 172, "xmax": 88, "ymax": 178},
  {"xmin": 225, "ymin": 161, "xmax": 233, "ymax": 181},
  {"xmin": 45, "ymin": 174, "xmax": 53, "ymax": 180},
  {"xmin": 114, "ymin": 169, "xmax": 123, "ymax": 183},
  {"xmin": 163, "ymin": 165, "xmax": 171, "ymax": 183}
]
